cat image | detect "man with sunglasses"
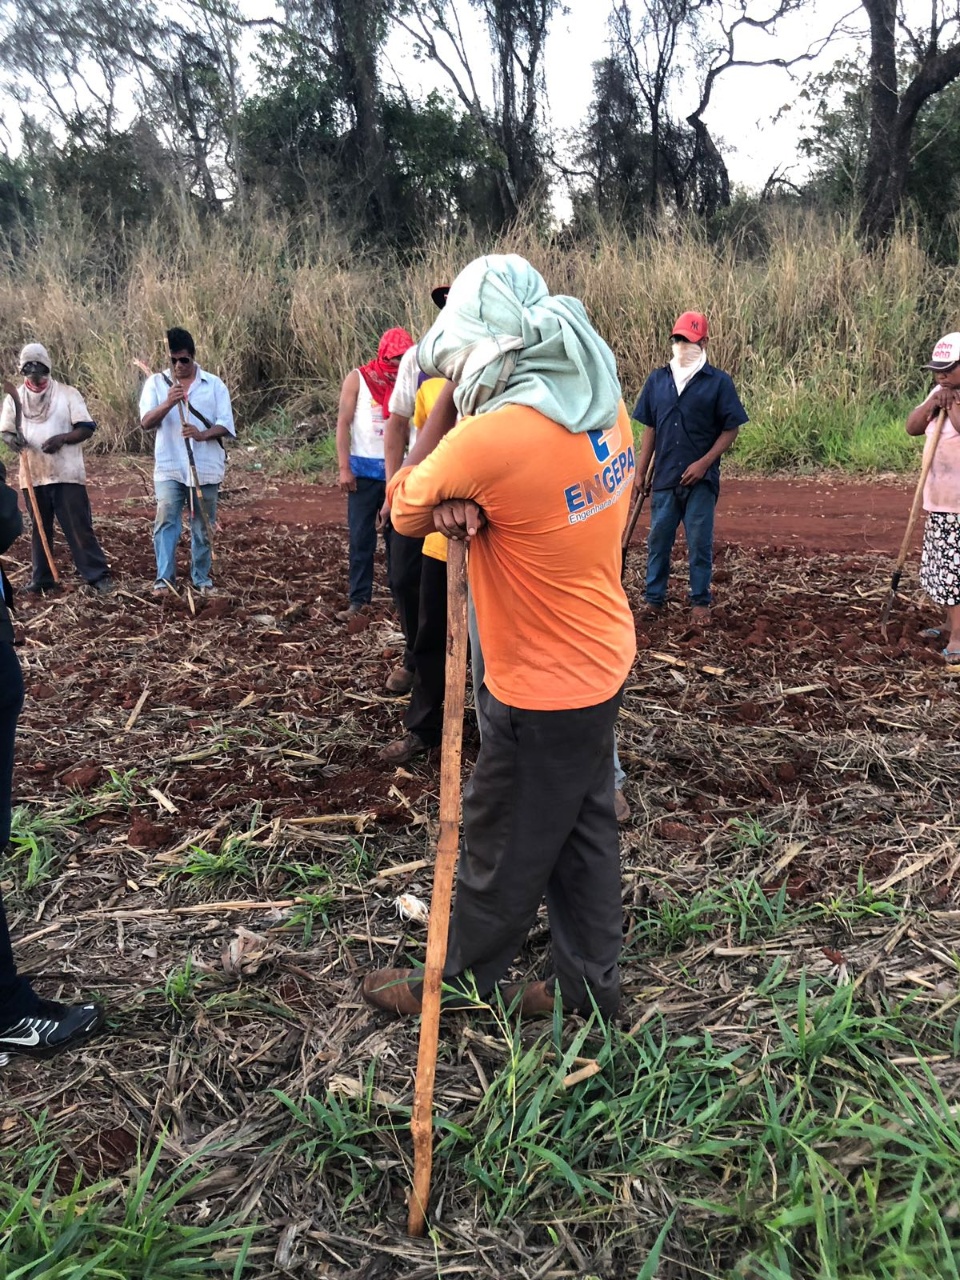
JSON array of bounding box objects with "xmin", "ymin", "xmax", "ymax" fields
[
  {"xmin": 139, "ymin": 328, "xmax": 235, "ymax": 596},
  {"xmin": 0, "ymin": 343, "xmax": 114, "ymax": 596}
]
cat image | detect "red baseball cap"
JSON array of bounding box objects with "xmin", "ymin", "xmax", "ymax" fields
[{"xmin": 671, "ymin": 311, "xmax": 708, "ymax": 342}]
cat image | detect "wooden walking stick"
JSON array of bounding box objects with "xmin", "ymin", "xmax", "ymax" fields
[
  {"xmin": 2, "ymin": 380, "xmax": 59, "ymax": 584},
  {"xmin": 621, "ymin": 457, "xmax": 655, "ymax": 580},
  {"xmin": 880, "ymin": 405, "xmax": 948, "ymax": 634},
  {"xmin": 408, "ymin": 536, "xmax": 469, "ymax": 1238}
]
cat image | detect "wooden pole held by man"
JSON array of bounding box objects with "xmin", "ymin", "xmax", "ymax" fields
[{"xmin": 408, "ymin": 537, "xmax": 469, "ymax": 1237}]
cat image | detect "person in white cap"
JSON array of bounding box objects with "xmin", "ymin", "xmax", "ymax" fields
[
  {"xmin": 0, "ymin": 343, "xmax": 113, "ymax": 595},
  {"xmin": 906, "ymin": 330, "xmax": 960, "ymax": 661}
]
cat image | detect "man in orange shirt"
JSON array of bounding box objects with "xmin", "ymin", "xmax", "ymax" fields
[{"xmin": 362, "ymin": 254, "xmax": 636, "ymax": 1019}]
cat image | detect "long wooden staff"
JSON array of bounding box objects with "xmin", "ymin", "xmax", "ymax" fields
[
  {"xmin": 880, "ymin": 405, "xmax": 948, "ymax": 633},
  {"xmin": 2, "ymin": 380, "xmax": 59, "ymax": 584},
  {"xmin": 133, "ymin": 358, "xmax": 216, "ymax": 563},
  {"xmin": 408, "ymin": 537, "xmax": 469, "ymax": 1238},
  {"xmin": 621, "ymin": 456, "xmax": 655, "ymax": 580}
]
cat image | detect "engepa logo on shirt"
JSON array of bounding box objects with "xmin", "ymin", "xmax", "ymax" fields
[{"xmin": 562, "ymin": 427, "xmax": 636, "ymax": 524}]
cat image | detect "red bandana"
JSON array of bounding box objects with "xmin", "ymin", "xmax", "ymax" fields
[{"xmin": 358, "ymin": 328, "xmax": 414, "ymax": 415}]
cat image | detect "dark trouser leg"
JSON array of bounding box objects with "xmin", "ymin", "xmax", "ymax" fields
[
  {"xmin": 50, "ymin": 484, "xmax": 110, "ymax": 584},
  {"xmin": 387, "ymin": 531, "xmax": 424, "ymax": 670},
  {"xmin": 346, "ymin": 477, "xmax": 385, "ymax": 606},
  {"xmin": 23, "ymin": 485, "xmax": 57, "ymax": 589},
  {"xmin": 0, "ymin": 641, "xmax": 32, "ymax": 1019},
  {"xmin": 441, "ymin": 686, "xmax": 624, "ymax": 1015},
  {"xmin": 681, "ymin": 482, "xmax": 717, "ymax": 607},
  {"xmin": 404, "ymin": 555, "xmax": 448, "ymax": 747},
  {"xmin": 644, "ymin": 488, "xmax": 683, "ymax": 608}
]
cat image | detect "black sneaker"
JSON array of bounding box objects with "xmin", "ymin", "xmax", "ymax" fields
[
  {"xmin": 0, "ymin": 998, "xmax": 105, "ymax": 1061},
  {"xmin": 90, "ymin": 577, "xmax": 115, "ymax": 595}
]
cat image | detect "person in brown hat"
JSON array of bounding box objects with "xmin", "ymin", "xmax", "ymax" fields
[
  {"xmin": 0, "ymin": 343, "xmax": 113, "ymax": 596},
  {"xmin": 906, "ymin": 331, "xmax": 960, "ymax": 662},
  {"xmin": 633, "ymin": 311, "xmax": 747, "ymax": 622}
]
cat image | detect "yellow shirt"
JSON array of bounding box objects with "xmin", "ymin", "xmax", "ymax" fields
[
  {"xmin": 388, "ymin": 401, "xmax": 637, "ymax": 711},
  {"xmin": 414, "ymin": 377, "xmax": 449, "ymax": 562}
]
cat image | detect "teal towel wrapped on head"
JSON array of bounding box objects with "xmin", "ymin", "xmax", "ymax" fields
[{"xmin": 417, "ymin": 253, "xmax": 622, "ymax": 434}]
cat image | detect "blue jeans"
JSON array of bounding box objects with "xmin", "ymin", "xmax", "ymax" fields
[
  {"xmin": 645, "ymin": 483, "xmax": 716, "ymax": 608},
  {"xmin": 154, "ymin": 480, "xmax": 219, "ymax": 588},
  {"xmin": 347, "ymin": 476, "xmax": 386, "ymax": 605}
]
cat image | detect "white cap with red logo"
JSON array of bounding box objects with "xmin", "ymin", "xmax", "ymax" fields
[{"xmin": 923, "ymin": 332, "xmax": 960, "ymax": 370}]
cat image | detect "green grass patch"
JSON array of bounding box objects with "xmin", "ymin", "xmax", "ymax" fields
[
  {"xmin": 0, "ymin": 1129, "xmax": 255, "ymax": 1278},
  {"xmin": 271, "ymin": 885, "xmax": 960, "ymax": 1275}
]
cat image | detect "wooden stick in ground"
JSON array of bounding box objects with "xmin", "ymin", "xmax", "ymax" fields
[
  {"xmin": 621, "ymin": 457, "xmax": 655, "ymax": 579},
  {"xmin": 2, "ymin": 380, "xmax": 59, "ymax": 584},
  {"xmin": 880, "ymin": 405, "xmax": 948, "ymax": 633},
  {"xmin": 408, "ymin": 536, "xmax": 469, "ymax": 1238}
]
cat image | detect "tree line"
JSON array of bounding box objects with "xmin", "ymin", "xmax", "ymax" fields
[{"xmin": 1, "ymin": 0, "xmax": 959, "ymax": 251}]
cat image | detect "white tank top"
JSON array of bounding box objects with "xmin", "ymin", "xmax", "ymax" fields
[{"xmin": 350, "ymin": 373, "xmax": 387, "ymax": 460}]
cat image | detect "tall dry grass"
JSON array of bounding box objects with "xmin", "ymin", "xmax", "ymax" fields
[{"xmin": 0, "ymin": 203, "xmax": 954, "ymax": 469}]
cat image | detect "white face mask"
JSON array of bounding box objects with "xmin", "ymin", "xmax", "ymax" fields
[{"xmin": 672, "ymin": 341, "xmax": 702, "ymax": 368}]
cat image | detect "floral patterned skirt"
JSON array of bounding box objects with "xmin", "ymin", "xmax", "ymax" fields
[{"xmin": 921, "ymin": 511, "xmax": 960, "ymax": 606}]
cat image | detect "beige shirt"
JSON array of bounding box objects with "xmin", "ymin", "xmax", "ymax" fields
[{"xmin": 0, "ymin": 381, "xmax": 93, "ymax": 487}]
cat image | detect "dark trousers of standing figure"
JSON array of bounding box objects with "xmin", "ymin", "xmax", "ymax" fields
[
  {"xmin": 24, "ymin": 483, "xmax": 110, "ymax": 590},
  {"xmin": 387, "ymin": 529, "xmax": 425, "ymax": 672},
  {"xmin": 404, "ymin": 555, "xmax": 447, "ymax": 748},
  {"xmin": 441, "ymin": 684, "xmax": 624, "ymax": 1017},
  {"xmin": 644, "ymin": 482, "xmax": 716, "ymax": 608},
  {"xmin": 0, "ymin": 641, "xmax": 33, "ymax": 1018},
  {"xmin": 346, "ymin": 477, "xmax": 386, "ymax": 606}
]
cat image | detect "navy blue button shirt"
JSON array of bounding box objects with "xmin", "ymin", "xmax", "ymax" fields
[{"xmin": 633, "ymin": 363, "xmax": 748, "ymax": 497}]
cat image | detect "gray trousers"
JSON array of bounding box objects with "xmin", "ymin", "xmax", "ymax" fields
[{"xmin": 443, "ymin": 683, "xmax": 625, "ymax": 1017}]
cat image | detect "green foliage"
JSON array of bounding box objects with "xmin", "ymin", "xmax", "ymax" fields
[{"xmin": 0, "ymin": 1132, "xmax": 255, "ymax": 1277}]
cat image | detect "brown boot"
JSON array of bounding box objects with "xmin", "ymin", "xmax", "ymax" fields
[
  {"xmin": 384, "ymin": 666, "xmax": 415, "ymax": 694},
  {"xmin": 361, "ymin": 968, "xmax": 478, "ymax": 1014},
  {"xmin": 378, "ymin": 732, "xmax": 429, "ymax": 764},
  {"xmin": 335, "ymin": 602, "xmax": 368, "ymax": 622},
  {"xmin": 361, "ymin": 968, "xmax": 422, "ymax": 1015},
  {"xmin": 500, "ymin": 979, "xmax": 558, "ymax": 1017}
]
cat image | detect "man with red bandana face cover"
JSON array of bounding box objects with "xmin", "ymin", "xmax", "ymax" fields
[
  {"xmin": 334, "ymin": 327, "xmax": 415, "ymax": 620},
  {"xmin": 0, "ymin": 343, "xmax": 114, "ymax": 596}
]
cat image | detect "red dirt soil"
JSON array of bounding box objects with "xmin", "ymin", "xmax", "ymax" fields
[{"xmin": 91, "ymin": 461, "xmax": 916, "ymax": 555}]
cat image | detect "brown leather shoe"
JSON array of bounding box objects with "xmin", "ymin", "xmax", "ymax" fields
[
  {"xmin": 361, "ymin": 968, "xmax": 422, "ymax": 1015},
  {"xmin": 690, "ymin": 605, "xmax": 712, "ymax": 623},
  {"xmin": 378, "ymin": 732, "xmax": 429, "ymax": 764},
  {"xmin": 500, "ymin": 979, "xmax": 558, "ymax": 1017},
  {"xmin": 614, "ymin": 789, "xmax": 630, "ymax": 823},
  {"xmin": 362, "ymin": 968, "xmax": 479, "ymax": 1014},
  {"xmin": 384, "ymin": 666, "xmax": 415, "ymax": 694}
]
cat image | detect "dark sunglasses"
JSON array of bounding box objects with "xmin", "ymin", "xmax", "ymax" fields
[
  {"xmin": 170, "ymin": 355, "xmax": 193, "ymax": 366},
  {"xmin": 21, "ymin": 361, "xmax": 48, "ymax": 375}
]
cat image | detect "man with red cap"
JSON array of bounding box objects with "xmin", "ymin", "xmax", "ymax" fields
[{"xmin": 633, "ymin": 311, "xmax": 747, "ymax": 621}]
